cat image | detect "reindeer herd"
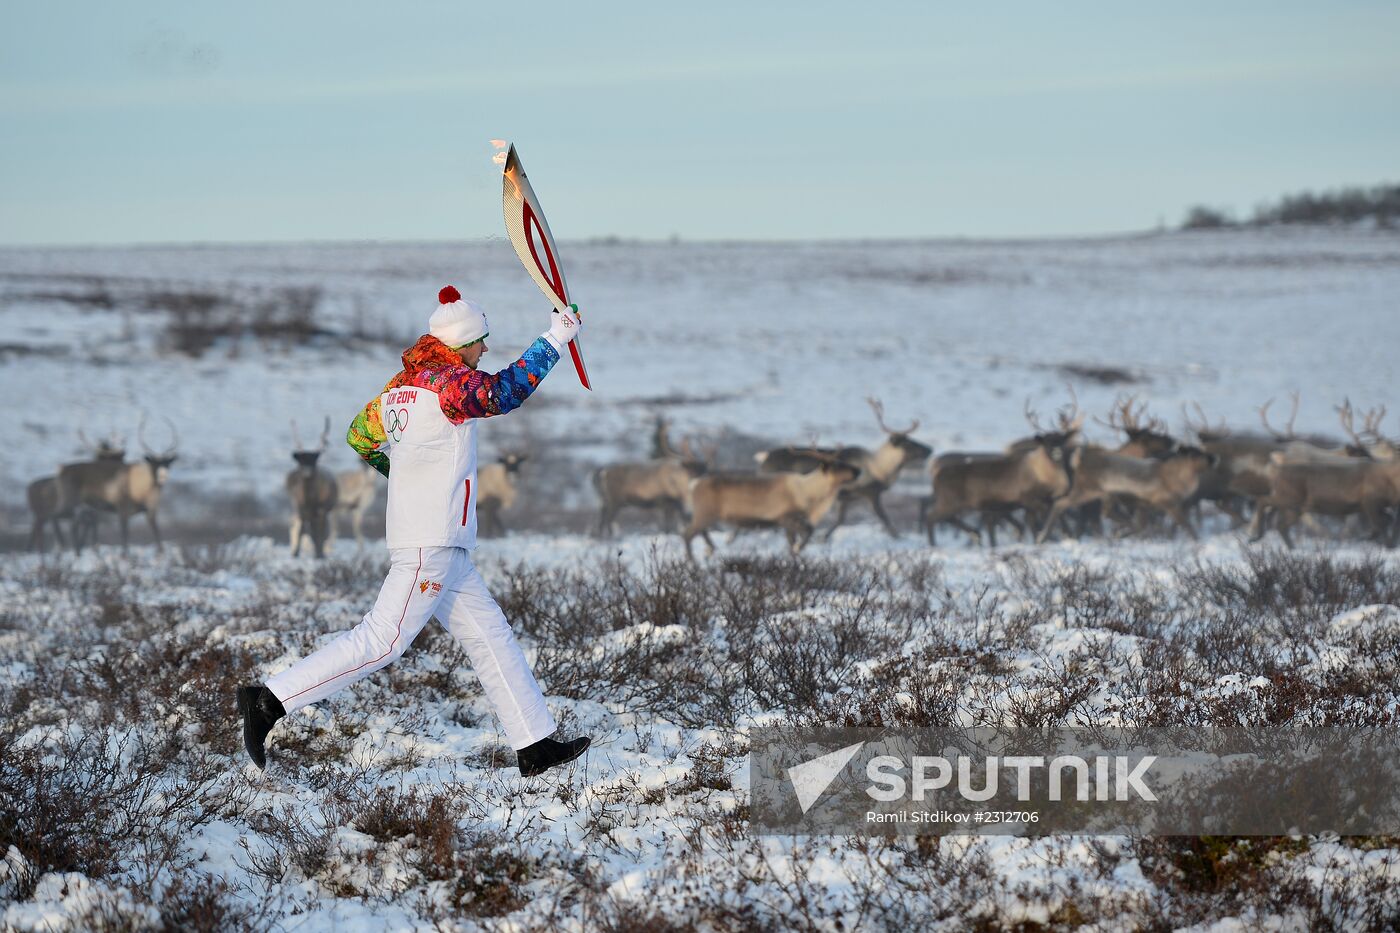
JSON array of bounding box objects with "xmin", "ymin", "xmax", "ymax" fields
[
  {"xmin": 932, "ymin": 393, "xmax": 1400, "ymax": 550},
  {"xmin": 589, "ymin": 404, "xmax": 930, "ymax": 557},
  {"xmin": 24, "ymin": 392, "xmax": 1400, "ymax": 558},
  {"xmin": 597, "ymin": 392, "xmax": 1400, "ymax": 558},
  {"xmin": 24, "ymin": 413, "xmax": 529, "ymax": 558},
  {"xmin": 26, "ymin": 419, "xmax": 180, "ymax": 553}
]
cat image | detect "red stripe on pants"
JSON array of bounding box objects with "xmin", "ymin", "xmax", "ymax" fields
[{"xmin": 281, "ymin": 548, "xmax": 423, "ymax": 703}]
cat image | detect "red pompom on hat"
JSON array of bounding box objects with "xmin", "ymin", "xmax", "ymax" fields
[{"xmin": 430, "ymin": 286, "xmax": 489, "ymax": 348}]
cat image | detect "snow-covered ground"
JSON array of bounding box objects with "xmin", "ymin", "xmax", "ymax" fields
[{"xmin": 3, "ymin": 229, "xmax": 1400, "ymax": 930}]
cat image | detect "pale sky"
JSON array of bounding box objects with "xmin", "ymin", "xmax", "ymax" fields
[{"xmin": 2, "ymin": 1, "xmax": 1397, "ymax": 245}]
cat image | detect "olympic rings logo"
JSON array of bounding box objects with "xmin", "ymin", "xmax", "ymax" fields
[{"xmin": 384, "ymin": 407, "xmax": 410, "ymax": 442}]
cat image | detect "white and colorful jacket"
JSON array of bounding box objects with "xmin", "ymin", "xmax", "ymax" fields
[{"xmin": 347, "ymin": 332, "xmax": 561, "ymax": 549}]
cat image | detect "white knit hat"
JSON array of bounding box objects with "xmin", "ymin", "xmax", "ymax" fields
[{"xmin": 429, "ymin": 285, "xmax": 489, "ymax": 348}]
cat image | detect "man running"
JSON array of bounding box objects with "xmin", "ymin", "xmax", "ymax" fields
[{"xmin": 238, "ymin": 285, "xmax": 590, "ymax": 777}]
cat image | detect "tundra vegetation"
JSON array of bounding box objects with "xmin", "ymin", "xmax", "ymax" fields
[{"xmin": 2, "ymin": 538, "xmax": 1398, "ymax": 929}]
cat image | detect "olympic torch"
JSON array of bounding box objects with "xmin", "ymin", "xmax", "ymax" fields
[{"xmin": 497, "ymin": 143, "xmax": 592, "ymax": 390}]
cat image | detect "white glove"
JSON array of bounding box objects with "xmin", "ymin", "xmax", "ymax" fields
[{"xmin": 545, "ymin": 303, "xmax": 581, "ymax": 350}]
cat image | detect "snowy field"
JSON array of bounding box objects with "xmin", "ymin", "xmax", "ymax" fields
[{"xmin": 4, "ymin": 229, "xmax": 1400, "ymax": 930}]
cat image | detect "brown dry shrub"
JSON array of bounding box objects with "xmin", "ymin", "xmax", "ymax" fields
[
  {"xmin": 353, "ymin": 784, "xmax": 537, "ymax": 918},
  {"xmin": 445, "ymin": 840, "xmax": 536, "ymax": 919},
  {"xmin": 63, "ymin": 636, "xmax": 259, "ymax": 753},
  {"xmin": 498, "ymin": 552, "xmax": 944, "ymax": 725},
  {"xmin": 0, "ymin": 722, "xmax": 248, "ymax": 900},
  {"xmin": 354, "ymin": 785, "xmax": 464, "ymax": 859},
  {"xmin": 156, "ymin": 874, "xmax": 259, "ymax": 933},
  {"xmin": 1178, "ymin": 549, "xmax": 1400, "ymax": 639},
  {"xmin": 1134, "ymin": 836, "xmax": 1329, "ymax": 928}
]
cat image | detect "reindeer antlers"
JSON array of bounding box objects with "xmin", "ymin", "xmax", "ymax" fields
[
  {"xmin": 161, "ymin": 417, "xmax": 180, "ymax": 456},
  {"xmin": 290, "ymin": 416, "xmax": 331, "ymax": 452},
  {"xmin": 866, "ymin": 397, "xmax": 919, "ymax": 435},
  {"xmin": 1364, "ymin": 404, "xmax": 1389, "ymax": 440},
  {"xmin": 1056, "ymin": 384, "xmax": 1083, "ymax": 435},
  {"xmin": 1096, "ymin": 394, "xmax": 1168, "ymax": 437},
  {"xmin": 1258, "ymin": 392, "xmax": 1299, "ymax": 441},
  {"xmin": 137, "ymin": 414, "xmax": 180, "ymax": 457},
  {"xmin": 1337, "ymin": 398, "xmax": 1364, "ymax": 449},
  {"xmin": 1096, "ymin": 394, "xmax": 1142, "ymax": 433},
  {"xmin": 79, "ymin": 427, "xmax": 124, "ymax": 456},
  {"xmin": 1336, "ymin": 398, "xmax": 1390, "ymax": 450},
  {"xmin": 1182, "ymin": 401, "xmax": 1227, "ymax": 439},
  {"xmin": 1024, "ymin": 399, "xmax": 1044, "ymax": 433},
  {"xmin": 1025, "ymin": 386, "xmax": 1083, "ymax": 437}
]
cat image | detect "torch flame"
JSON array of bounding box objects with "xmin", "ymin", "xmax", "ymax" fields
[
  {"xmin": 492, "ymin": 152, "xmax": 507, "ymax": 165},
  {"xmin": 504, "ymin": 164, "xmax": 522, "ymax": 198},
  {"xmin": 489, "ymin": 139, "xmax": 508, "ymax": 149}
]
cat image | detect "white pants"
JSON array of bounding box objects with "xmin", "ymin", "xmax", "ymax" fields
[{"xmin": 266, "ymin": 546, "xmax": 556, "ymax": 750}]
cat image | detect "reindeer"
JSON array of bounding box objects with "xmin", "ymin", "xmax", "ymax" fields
[
  {"xmin": 287, "ymin": 418, "xmax": 339, "ymax": 558},
  {"xmin": 1337, "ymin": 400, "xmax": 1400, "ymax": 544},
  {"xmin": 594, "ymin": 424, "xmax": 710, "ymax": 537},
  {"xmin": 756, "ymin": 398, "xmax": 931, "ymax": 539},
  {"xmin": 27, "ymin": 434, "xmax": 126, "ymax": 551},
  {"xmin": 1249, "ymin": 454, "xmax": 1400, "ymax": 548},
  {"xmin": 922, "ymin": 395, "xmax": 1083, "ymax": 545},
  {"xmin": 1186, "ymin": 397, "xmax": 1367, "ymax": 538},
  {"xmin": 1245, "ymin": 401, "xmax": 1400, "ymax": 546},
  {"xmin": 1181, "ymin": 402, "xmax": 1267, "ymax": 527},
  {"xmin": 27, "ymin": 478, "xmax": 66, "ymax": 552},
  {"xmin": 922, "ymin": 431, "xmax": 1077, "ymax": 546},
  {"xmin": 1183, "ymin": 398, "xmax": 1356, "ymax": 529},
  {"xmin": 682, "ymin": 457, "xmax": 861, "ymax": 558},
  {"xmin": 332, "ymin": 462, "xmax": 379, "ymax": 549},
  {"xmin": 1083, "ymin": 395, "xmax": 1182, "ymax": 535},
  {"xmin": 477, "ymin": 452, "xmax": 527, "ymax": 537},
  {"xmin": 56, "ymin": 419, "xmax": 178, "ymax": 552},
  {"xmin": 923, "ymin": 452, "xmax": 1023, "ymax": 541},
  {"xmin": 1036, "ymin": 445, "xmax": 1218, "ymax": 543}
]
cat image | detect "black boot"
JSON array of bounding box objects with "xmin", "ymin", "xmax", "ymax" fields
[
  {"xmin": 516, "ymin": 735, "xmax": 591, "ymax": 777},
  {"xmin": 236, "ymin": 685, "xmax": 286, "ymax": 769}
]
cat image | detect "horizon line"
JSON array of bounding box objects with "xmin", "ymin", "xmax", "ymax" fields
[{"xmin": 4, "ymin": 225, "xmax": 1366, "ymax": 253}]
